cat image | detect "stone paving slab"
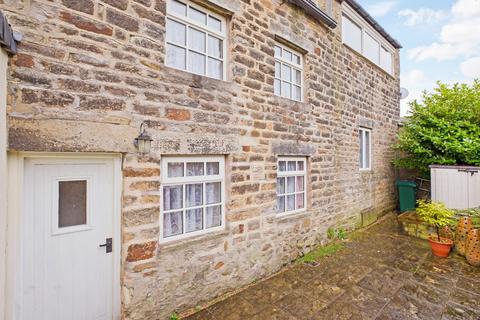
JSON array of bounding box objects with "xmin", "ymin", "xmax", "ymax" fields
[{"xmin": 184, "ymin": 215, "xmax": 480, "ymax": 320}]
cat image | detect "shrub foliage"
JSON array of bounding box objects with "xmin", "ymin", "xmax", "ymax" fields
[
  {"xmin": 417, "ymin": 200, "xmax": 454, "ymax": 241},
  {"xmin": 395, "ymin": 80, "xmax": 480, "ymax": 175}
]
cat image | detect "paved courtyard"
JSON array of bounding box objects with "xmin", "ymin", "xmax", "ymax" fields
[{"xmin": 184, "ymin": 215, "xmax": 480, "ymax": 320}]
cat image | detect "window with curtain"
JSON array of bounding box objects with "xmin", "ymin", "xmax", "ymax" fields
[
  {"xmin": 165, "ymin": 0, "xmax": 226, "ymax": 80},
  {"xmin": 161, "ymin": 156, "xmax": 224, "ymax": 241},
  {"xmin": 276, "ymin": 157, "xmax": 307, "ymax": 214},
  {"xmin": 274, "ymin": 43, "xmax": 303, "ymax": 102},
  {"xmin": 359, "ymin": 128, "xmax": 371, "ymax": 170}
]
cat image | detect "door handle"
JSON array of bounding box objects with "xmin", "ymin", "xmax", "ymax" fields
[{"xmin": 99, "ymin": 238, "xmax": 112, "ymax": 253}]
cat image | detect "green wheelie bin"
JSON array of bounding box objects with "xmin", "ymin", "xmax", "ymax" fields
[{"xmin": 396, "ymin": 180, "xmax": 417, "ymax": 212}]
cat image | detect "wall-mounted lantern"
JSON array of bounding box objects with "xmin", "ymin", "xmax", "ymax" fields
[{"xmin": 134, "ymin": 122, "xmax": 153, "ymax": 154}]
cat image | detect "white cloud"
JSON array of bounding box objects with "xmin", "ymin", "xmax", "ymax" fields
[
  {"xmin": 398, "ymin": 8, "xmax": 445, "ymax": 27},
  {"xmin": 460, "ymin": 57, "xmax": 480, "ymax": 78},
  {"xmin": 408, "ymin": 0, "xmax": 480, "ymax": 62},
  {"xmin": 401, "ymin": 69, "xmax": 427, "ymax": 87},
  {"xmin": 408, "ymin": 42, "xmax": 472, "ymax": 61},
  {"xmin": 452, "ymin": 0, "xmax": 480, "ymax": 18},
  {"xmin": 399, "ymin": 69, "xmax": 477, "ymax": 116},
  {"xmin": 400, "ymin": 70, "xmax": 430, "ymax": 116},
  {"xmin": 365, "ymin": 1, "xmax": 398, "ymax": 17}
]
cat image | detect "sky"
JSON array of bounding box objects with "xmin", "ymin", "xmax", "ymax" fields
[{"xmin": 358, "ymin": 0, "xmax": 480, "ymax": 116}]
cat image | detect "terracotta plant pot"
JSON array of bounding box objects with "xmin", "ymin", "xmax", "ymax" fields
[
  {"xmin": 428, "ymin": 237, "xmax": 453, "ymax": 258},
  {"xmin": 466, "ymin": 229, "xmax": 480, "ymax": 267},
  {"xmin": 455, "ymin": 217, "xmax": 473, "ymax": 256}
]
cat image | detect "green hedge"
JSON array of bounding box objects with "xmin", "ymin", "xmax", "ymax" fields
[{"xmin": 395, "ymin": 80, "xmax": 480, "ymax": 176}]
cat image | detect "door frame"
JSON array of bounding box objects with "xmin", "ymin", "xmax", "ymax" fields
[{"xmin": 5, "ymin": 152, "xmax": 122, "ymax": 320}]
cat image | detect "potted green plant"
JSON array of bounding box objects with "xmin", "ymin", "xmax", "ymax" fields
[{"xmin": 416, "ymin": 200, "xmax": 455, "ymax": 257}]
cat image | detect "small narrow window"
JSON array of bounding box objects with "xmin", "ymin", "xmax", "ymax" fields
[
  {"xmin": 364, "ymin": 32, "xmax": 380, "ymax": 64},
  {"xmin": 58, "ymin": 180, "xmax": 87, "ymax": 228},
  {"xmin": 380, "ymin": 46, "xmax": 392, "ymax": 74},
  {"xmin": 161, "ymin": 156, "xmax": 225, "ymax": 241},
  {"xmin": 277, "ymin": 157, "xmax": 307, "ymax": 214},
  {"xmin": 359, "ymin": 128, "xmax": 371, "ymax": 170},
  {"xmin": 165, "ymin": 0, "xmax": 226, "ymax": 80},
  {"xmin": 274, "ymin": 43, "xmax": 303, "ymax": 102}
]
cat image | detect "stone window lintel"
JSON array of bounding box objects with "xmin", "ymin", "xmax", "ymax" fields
[
  {"xmin": 358, "ymin": 118, "xmax": 373, "ymax": 129},
  {"xmin": 274, "ymin": 34, "xmax": 309, "ymax": 55},
  {"xmin": 271, "ymin": 141, "xmax": 316, "ymax": 156},
  {"xmin": 190, "ymin": 0, "xmax": 239, "ymax": 16}
]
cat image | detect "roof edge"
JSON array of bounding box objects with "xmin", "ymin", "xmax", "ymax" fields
[
  {"xmin": 286, "ymin": 0, "xmax": 337, "ymax": 29},
  {"xmin": 343, "ymin": 0, "xmax": 402, "ymax": 49},
  {"xmin": 0, "ymin": 11, "xmax": 18, "ymax": 54}
]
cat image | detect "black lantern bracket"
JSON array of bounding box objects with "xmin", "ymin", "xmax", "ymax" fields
[{"xmin": 134, "ymin": 122, "xmax": 153, "ymax": 154}]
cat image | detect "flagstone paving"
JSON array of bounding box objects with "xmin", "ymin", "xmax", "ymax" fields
[{"xmin": 184, "ymin": 215, "xmax": 480, "ymax": 320}]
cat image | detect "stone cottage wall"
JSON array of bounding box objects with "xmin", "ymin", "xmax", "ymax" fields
[{"xmin": 1, "ymin": 0, "xmax": 400, "ymax": 318}]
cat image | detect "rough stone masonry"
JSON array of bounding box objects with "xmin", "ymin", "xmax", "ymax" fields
[{"xmin": 1, "ymin": 0, "xmax": 400, "ymax": 318}]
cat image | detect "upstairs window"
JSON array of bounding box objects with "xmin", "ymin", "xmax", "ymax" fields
[
  {"xmin": 342, "ymin": 15, "xmax": 362, "ymax": 52},
  {"xmin": 359, "ymin": 128, "xmax": 371, "ymax": 170},
  {"xmin": 165, "ymin": 0, "xmax": 226, "ymax": 80},
  {"xmin": 161, "ymin": 156, "xmax": 225, "ymax": 241},
  {"xmin": 341, "ymin": 4, "xmax": 395, "ymax": 75},
  {"xmin": 380, "ymin": 46, "xmax": 392, "ymax": 74},
  {"xmin": 364, "ymin": 32, "xmax": 380, "ymax": 63},
  {"xmin": 274, "ymin": 43, "xmax": 303, "ymax": 102},
  {"xmin": 277, "ymin": 157, "xmax": 307, "ymax": 214}
]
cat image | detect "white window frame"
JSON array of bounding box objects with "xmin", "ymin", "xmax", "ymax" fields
[
  {"xmin": 52, "ymin": 177, "xmax": 92, "ymax": 235},
  {"xmin": 341, "ymin": 3, "xmax": 395, "ymax": 75},
  {"xmin": 165, "ymin": 0, "xmax": 227, "ymax": 80},
  {"xmin": 359, "ymin": 128, "xmax": 372, "ymax": 171},
  {"xmin": 380, "ymin": 45, "xmax": 392, "ymax": 74},
  {"xmin": 276, "ymin": 156, "xmax": 307, "ymax": 216},
  {"xmin": 160, "ymin": 156, "xmax": 225, "ymax": 242},
  {"xmin": 274, "ymin": 42, "xmax": 304, "ymax": 102}
]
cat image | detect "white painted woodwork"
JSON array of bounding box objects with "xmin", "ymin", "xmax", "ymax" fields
[
  {"xmin": 21, "ymin": 159, "xmax": 115, "ymax": 320},
  {"xmin": 431, "ymin": 165, "xmax": 480, "ymax": 209},
  {"xmin": 0, "ymin": 48, "xmax": 8, "ymax": 320}
]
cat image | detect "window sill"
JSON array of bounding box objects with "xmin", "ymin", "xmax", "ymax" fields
[
  {"xmin": 163, "ymin": 65, "xmax": 235, "ymax": 89},
  {"xmin": 359, "ymin": 168, "xmax": 372, "ymax": 173},
  {"xmin": 276, "ymin": 209, "xmax": 310, "ymax": 223},
  {"xmin": 273, "ymin": 95, "xmax": 303, "ymax": 104},
  {"xmin": 158, "ymin": 228, "xmax": 229, "ymax": 252},
  {"xmin": 273, "ymin": 96, "xmax": 310, "ymax": 110}
]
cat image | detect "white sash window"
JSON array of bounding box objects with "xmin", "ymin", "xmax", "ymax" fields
[
  {"xmin": 161, "ymin": 156, "xmax": 225, "ymax": 241},
  {"xmin": 277, "ymin": 157, "xmax": 307, "ymax": 215},
  {"xmin": 165, "ymin": 0, "xmax": 226, "ymax": 80}
]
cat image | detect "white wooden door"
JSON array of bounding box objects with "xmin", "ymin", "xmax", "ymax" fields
[{"xmin": 21, "ymin": 159, "xmax": 116, "ymax": 320}]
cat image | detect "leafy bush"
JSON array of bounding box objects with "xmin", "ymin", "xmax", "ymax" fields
[
  {"xmin": 416, "ymin": 200, "xmax": 454, "ymax": 241},
  {"xmin": 395, "ymin": 80, "xmax": 480, "ymax": 176}
]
